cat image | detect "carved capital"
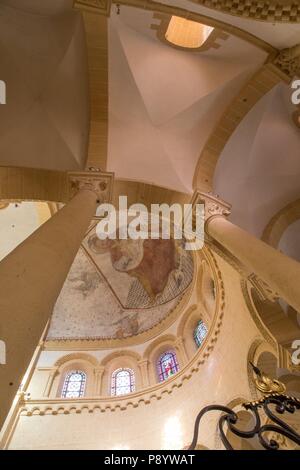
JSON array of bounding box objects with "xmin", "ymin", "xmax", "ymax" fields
[
  {"xmin": 94, "ymin": 366, "xmax": 105, "ymax": 377},
  {"xmin": 68, "ymin": 171, "xmax": 114, "ymax": 204},
  {"xmin": 273, "ymin": 44, "xmax": 300, "ymax": 79},
  {"xmin": 191, "ymin": 190, "xmax": 231, "ymax": 223},
  {"xmin": 138, "ymin": 359, "xmax": 149, "ymax": 368},
  {"xmin": 174, "ymin": 336, "xmax": 185, "ymax": 348}
]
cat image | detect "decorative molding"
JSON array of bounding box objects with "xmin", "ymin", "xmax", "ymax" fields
[
  {"xmin": 151, "ymin": 13, "xmax": 229, "ymax": 52},
  {"xmin": 186, "ymin": 0, "xmax": 300, "ymax": 24},
  {"xmin": 115, "ymin": 0, "xmax": 276, "ymax": 54},
  {"xmin": 247, "ymin": 274, "xmax": 279, "ymax": 303},
  {"xmin": 68, "ymin": 171, "xmax": 114, "ymax": 203},
  {"xmin": 54, "ymin": 353, "xmax": 99, "ymax": 368},
  {"xmin": 0, "ymin": 167, "xmax": 115, "ymax": 204},
  {"xmin": 44, "ymin": 293, "xmax": 191, "ymax": 350},
  {"xmin": 192, "ymin": 191, "xmax": 231, "ymax": 221},
  {"xmin": 0, "ymin": 167, "xmax": 189, "ymax": 209},
  {"xmin": 273, "ymin": 43, "xmax": 300, "ymax": 78},
  {"xmin": 75, "ymin": 0, "xmax": 112, "ymax": 16}
]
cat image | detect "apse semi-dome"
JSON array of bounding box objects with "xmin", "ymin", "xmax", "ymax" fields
[{"xmin": 47, "ymin": 229, "xmax": 195, "ymax": 341}]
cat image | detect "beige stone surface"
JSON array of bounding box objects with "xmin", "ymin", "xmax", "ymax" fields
[{"xmin": 5, "ymin": 253, "xmax": 273, "ymax": 450}]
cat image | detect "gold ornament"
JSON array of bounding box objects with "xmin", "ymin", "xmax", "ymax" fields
[{"xmin": 250, "ymin": 362, "xmax": 286, "ymax": 395}]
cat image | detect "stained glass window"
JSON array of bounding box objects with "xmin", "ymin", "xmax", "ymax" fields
[
  {"xmin": 194, "ymin": 320, "xmax": 208, "ymax": 348},
  {"xmin": 61, "ymin": 370, "xmax": 86, "ymax": 399},
  {"xmin": 157, "ymin": 351, "xmax": 179, "ymax": 382},
  {"xmin": 111, "ymin": 368, "xmax": 135, "ymax": 396}
]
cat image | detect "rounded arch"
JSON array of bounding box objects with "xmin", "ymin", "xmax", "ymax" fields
[
  {"xmin": 195, "ymin": 251, "xmax": 217, "ymax": 323},
  {"xmin": 247, "ymin": 283, "xmax": 300, "ymax": 349},
  {"xmin": 177, "ymin": 305, "xmax": 198, "ymax": 338},
  {"xmin": 143, "ymin": 334, "xmax": 179, "ymax": 385},
  {"xmin": 187, "ymin": 0, "xmax": 300, "ymax": 24},
  {"xmin": 143, "ymin": 334, "xmax": 177, "ymax": 361},
  {"xmin": 52, "ymin": 353, "xmax": 99, "ymax": 399},
  {"xmin": 177, "ymin": 305, "xmax": 209, "ymax": 360},
  {"xmin": 100, "ymin": 350, "xmax": 142, "ymax": 396},
  {"xmin": 257, "ymin": 351, "xmax": 278, "ymax": 379},
  {"xmin": 61, "ymin": 370, "xmax": 87, "ymax": 399},
  {"xmin": 100, "ymin": 350, "xmax": 141, "ymax": 367},
  {"xmin": 54, "ymin": 353, "xmax": 99, "ymax": 368},
  {"xmin": 262, "ymin": 198, "xmax": 300, "ymax": 248}
]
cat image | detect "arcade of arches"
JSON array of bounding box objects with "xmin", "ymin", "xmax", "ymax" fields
[{"xmin": 0, "ymin": 0, "xmax": 300, "ymax": 451}]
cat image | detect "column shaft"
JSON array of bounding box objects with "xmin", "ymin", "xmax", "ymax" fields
[
  {"xmin": 207, "ymin": 216, "xmax": 300, "ymax": 313},
  {"xmin": 138, "ymin": 360, "xmax": 150, "ymax": 388},
  {"xmin": 43, "ymin": 368, "xmax": 59, "ymax": 398},
  {"xmin": 0, "ymin": 189, "xmax": 97, "ymax": 428}
]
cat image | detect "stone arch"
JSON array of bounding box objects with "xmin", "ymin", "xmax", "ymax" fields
[
  {"xmin": 143, "ymin": 334, "xmax": 179, "ymax": 385},
  {"xmin": 100, "ymin": 350, "xmax": 142, "ymax": 396},
  {"xmin": 196, "ymin": 257, "xmax": 216, "ymax": 322},
  {"xmin": 262, "ymin": 198, "xmax": 300, "ymax": 248},
  {"xmin": 53, "ymin": 353, "xmax": 99, "ymax": 398},
  {"xmin": 177, "ymin": 305, "xmax": 208, "ymax": 360},
  {"xmin": 54, "ymin": 353, "xmax": 99, "ymax": 368},
  {"xmin": 249, "ymin": 286, "xmax": 300, "ymax": 348}
]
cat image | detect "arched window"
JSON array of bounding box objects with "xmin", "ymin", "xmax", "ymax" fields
[
  {"xmin": 194, "ymin": 320, "xmax": 208, "ymax": 348},
  {"xmin": 61, "ymin": 370, "xmax": 86, "ymax": 399},
  {"xmin": 157, "ymin": 351, "xmax": 179, "ymax": 382},
  {"xmin": 111, "ymin": 368, "xmax": 135, "ymax": 396}
]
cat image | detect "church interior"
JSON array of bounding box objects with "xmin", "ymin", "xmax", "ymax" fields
[{"xmin": 0, "ymin": 0, "xmax": 300, "ymax": 451}]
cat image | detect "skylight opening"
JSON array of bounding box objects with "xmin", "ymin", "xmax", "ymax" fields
[{"xmin": 165, "ymin": 16, "xmax": 214, "ymax": 49}]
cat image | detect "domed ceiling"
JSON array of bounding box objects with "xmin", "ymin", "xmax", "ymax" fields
[{"xmin": 47, "ymin": 221, "xmax": 194, "ymax": 340}]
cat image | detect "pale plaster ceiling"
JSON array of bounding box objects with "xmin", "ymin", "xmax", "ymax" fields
[
  {"xmin": 107, "ymin": 7, "xmax": 267, "ymax": 193},
  {"xmin": 0, "ymin": 1, "xmax": 89, "ymax": 171},
  {"xmin": 213, "ymin": 82, "xmax": 300, "ymax": 241}
]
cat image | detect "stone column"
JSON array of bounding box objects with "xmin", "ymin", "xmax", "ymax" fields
[
  {"xmin": 94, "ymin": 366, "xmax": 105, "ymax": 396},
  {"xmin": 0, "ymin": 171, "xmax": 113, "ymax": 429},
  {"xmin": 138, "ymin": 360, "xmax": 150, "ymax": 388},
  {"xmin": 175, "ymin": 337, "xmax": 188, "ymax": 365},
  {"xmin": 43, "ymin": 367, "xmax": 59, "ymax": 398},
  {"xmin": 193, "ymin": 192, "xmax": 300, "ymax": 314}
]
